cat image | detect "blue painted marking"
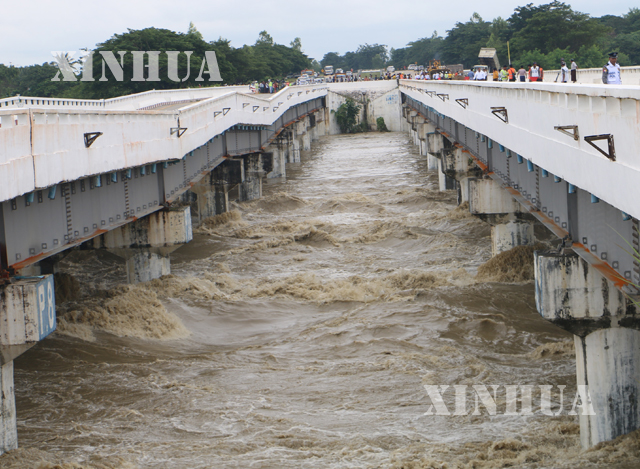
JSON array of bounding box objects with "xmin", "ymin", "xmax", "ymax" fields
[{"xmin": 35, "ymin": 275, "xmax": 56, "ymax": 340}]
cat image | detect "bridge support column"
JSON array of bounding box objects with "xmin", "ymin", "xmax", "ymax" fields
[
  {"xmin": 265, "ymin": 148, "xmax": 286, "ymax": 179},
  {"xmin": 427, "ymin": 153, "xmax": 439, "ymax": 171},
  {"xmin": 437, "ymin": 159, "xmax": 456, "ymax": 191},
  {"xmin": 239, "ymin": 154, "xmax": 264, "ymax": 202},
  {"xmin": 289, "ymin": 138, "xmax": 301, "ymax": 163},
  {"xmin": 534, "ymin": 250, "xmax": 640, "ymax": 448},
  {"xmin": 301, "ymin": 131, "xmax": 311, "ymax": 152},
  {"xmin": 95, "ymin": 206, "xmax": 193, "ymax": 284},
  {"xmin": 0, "ymin": 275, "xmax": 56, "ymax": 455},
  {"xmin": 427, "ymin": 132, "xmax": 444, "ymax": 156},
  {"xmin": 491, "ymin": 219, "xmax": 535, "ymax": 256},
  {"xmin": 441, "ymin": 147, "xmax": 478, "ymax": 204},
  {"xmin": 188, "ymin": 159, "xmax": 242, "ymax": 224},
  {"xmin": 469, "ymin": 178, "xmax": 534, "ymax": 254}
]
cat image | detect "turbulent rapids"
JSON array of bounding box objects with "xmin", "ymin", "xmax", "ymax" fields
[{"xmin": 3, "ymin": 132, "xmax": 639, "ymax": 468}]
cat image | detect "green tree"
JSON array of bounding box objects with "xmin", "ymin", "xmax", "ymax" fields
[
  {"xmin": 389, "ymin": 32, "xmax": 445, "ymax": 69},
  {"xmin": 442, "ymin": 13, "xmax": 492, "ymax": 67},
  {"xmin": 187, "ymin": 22, "xmax": 204, "ymax": 41},
  {"xmin": 509, "ymin": 1, "xmax": 609, "ymax": 56},
  {"xmin": 334, "ymin": 99, "xmax": 361, "ymax": 133},
  {"xmin": 290, "ymin": 37, "xmax": 302, "ymax": 51},
  {"xmin": 256, "ymin": 30, "xmax": 274, "ymax": 46}
]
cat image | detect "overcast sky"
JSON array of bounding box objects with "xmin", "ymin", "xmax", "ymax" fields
[{"xmin": 1, "ymin": 0, "xmax": 635, "ymax": 67}]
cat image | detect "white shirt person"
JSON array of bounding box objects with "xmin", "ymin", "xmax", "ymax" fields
[{"xmin": 602, "ymin": 52, "xmax": 622, "ymax": 84}]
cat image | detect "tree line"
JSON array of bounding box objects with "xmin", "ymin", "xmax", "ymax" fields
[
  {"xmin": 2, "ymin": 3, "xmax": 639, "ymax": 99},
  {"xmin": 0, "ymin": 25, "xmax": 311, "ymax": 99},
  {"xmin": 321, "ymin": 2, "xmax": 640, "ymax": 72}
]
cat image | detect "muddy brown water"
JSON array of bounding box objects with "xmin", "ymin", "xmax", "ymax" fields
[{"xmin": 3, "ymin": 132, "xmax": 639, "ymax": 468}]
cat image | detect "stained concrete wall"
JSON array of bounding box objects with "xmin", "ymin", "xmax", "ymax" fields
[{"xmin": 326, "ymin": 81, "xmax": 402, "ymax": 134}]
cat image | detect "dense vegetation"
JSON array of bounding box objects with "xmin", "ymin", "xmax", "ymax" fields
[
  {"xmin": 322, "ymin": 3, "xmax": 640, "ymax": 71},
  {"xmin": 0, "ymin": 25, "xmax": 311, "ymax": 99},
  {"xmin": 334, "ymin": 99, "xmax": 363, "ymax": 133}
]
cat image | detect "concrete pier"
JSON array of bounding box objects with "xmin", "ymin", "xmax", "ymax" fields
[
  {"xmin": 534, "ymin": 250, "xmax": 640, "ymax": 447},
  {"xmin": 468, "ymin": 178, "xmax": 535, "ymax": 254},
  {"xmin": 0, "ymin": 275, "xmax": 56, "ymax": 453},
  {"xmin": 238, "ymin": 154, "xmax": 264, "ymax": 202},
  {"xmin": 491, "ymin": 219, "xmax": 535, "ymax": 256},
  {"xmin": 93, "ymin": 206, "xmax": 193, "ymax": 283}
]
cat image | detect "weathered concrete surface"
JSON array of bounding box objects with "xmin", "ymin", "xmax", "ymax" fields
[
  {"xmin": 124, "ymin": 249, "xmax": 171, "ymax": 284},
  {"xmin": 574, "ymin": 328, "xmax": 640, "ymax": 448},
  {"xmin": 0, "ymin": 275, "xmax": 56, "ymax": 455},
  {"xmin": 0, "ymin": 362, "xmax": 16, "ymax": 454},
  {"xmin": 491, "ymin": 220, "xmax": 535, "ymax": 256},
  {"xmin": 469, "ymin": 178, "xmax": 519, "ymax": 215},
  {"xmin": 534, "ymin": 251, "xmax": 627, "ymax": 332},
  {"xmin": 427, "ymin": 132, "xmax": 444, "ymax": 156},
  {"xmin": 238, "ymin": 154, "xmax": 263, "ymax": 202},
  {"xmin": 0, "ymin": 275, "xmax": 56, "ymax": 350},
  {"xmin": 92, "ymin": 207, "xmax": 192, "ymax": 283},
  {"xmin": 326, "ymin": 81, "xmax": 402, "ymax": 133},
  {"xmin": 100, "ymin": 206, "xmax": 193, "ymax": 249},
  {"xmin": 437, "ymin": 159, "xmax": 456, "ymax": 192},
  {"xmin": 534, "ymin": 250, "xmax": 640, "ymax": 448}
]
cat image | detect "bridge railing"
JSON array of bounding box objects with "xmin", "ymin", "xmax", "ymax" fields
[
  {"xmin": 0, "ymin": 85, "xmax": 253, "ymax": 111},
  {"xmin": 0, "ymin": 85, "xmax": 327, "ymax": 203},
  {"xmin": 399, "ymin": 79, "xmax": 640, "ymax": 221}
]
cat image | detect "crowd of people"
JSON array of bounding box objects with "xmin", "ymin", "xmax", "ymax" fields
[
  {"xmin": 249, "ymin": 51, "xmax": 622, "ymax": 92},
  {"xmin": 252, "ymin": 79, "xmax": 288, "ymax": 93},
  {"xmin": 409, "ymin": 52, "xmax": 622, "ymax": 85}
]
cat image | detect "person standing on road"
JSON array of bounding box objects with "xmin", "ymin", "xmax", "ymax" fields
[
  {"xmin": 517, "ymin": 65, "xmax": 526, "ymax": 82},
  {"xmin": 508, "ymin": 64, "xmax": 516, "ymax": 82},
  {"xmin": 570, "ymin": 59, "xmax": 577, "ymax": 83},
  {"xmin": 560, "ymin": 61, "xmax": 569, "ymax": 83},
  {"xmin": 499, "ymin": 66, "xmax": 508, "ymax": 82},
  {"xmin": 529, "ymin": 63, "xmax": 540, "ymax": 82},
  {"xmin": 602, "ymin": 52, "xmax": 622, "ymax": 84}
]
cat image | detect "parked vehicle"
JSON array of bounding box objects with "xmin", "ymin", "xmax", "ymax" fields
[
  {"xmin": 478, "ymin": 48, "xmax": 500, "ymax": 72},
  {"xmin": 324, "ymin": 65, "xmax": 334, "ymax": 75},
  {"xmin": 336, "ymin": 68, "xmax": 344, "ymax": 74},
  {"xmin": 387, "ymin": 66, "xmax": 395, "ymax": 73}
]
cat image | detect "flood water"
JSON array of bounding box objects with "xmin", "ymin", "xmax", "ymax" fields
[{"xmin": 3, "ymin": 132, "xmax": 639, "ymax": 468}]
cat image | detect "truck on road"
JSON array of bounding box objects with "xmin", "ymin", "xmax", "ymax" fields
[{"xmin": 477, "ymin": 48, "xmax": 500, "ymax": 72}]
